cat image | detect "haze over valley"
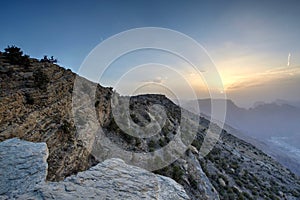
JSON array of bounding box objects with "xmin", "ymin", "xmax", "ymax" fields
[
  {"xmin": 182, "ymin": 98, "xmax": 300, "ymax": 175},
  {"xmin": 1, "ymin": 1, "xmax": 300, "ymax": 199}
]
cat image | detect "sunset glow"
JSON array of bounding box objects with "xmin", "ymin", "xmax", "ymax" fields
[{"xmin": 1, "ymin": 0, "xmax": 299, "ymax": 108}]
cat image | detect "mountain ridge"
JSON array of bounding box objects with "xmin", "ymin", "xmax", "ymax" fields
[
  {"xmin": 1, "ymin": 50, "xmax": 300, "ymax": 199},
  {"xmin": 182, "ymin": 98, "xmax": 300, "ymax": 176}
]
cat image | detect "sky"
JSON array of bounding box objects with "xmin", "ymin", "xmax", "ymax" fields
[{"xmin": 1, "ymin": 0, "xmax": 300, "ymax": 108}]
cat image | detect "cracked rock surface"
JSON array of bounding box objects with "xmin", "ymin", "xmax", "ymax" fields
[
  {"xmin": 0, "ymin": 138, "xmax": 189, "ymax": 200},
  {"xmin": 0, "ymin": 138, "xmax": 48, "ymax": 197}
]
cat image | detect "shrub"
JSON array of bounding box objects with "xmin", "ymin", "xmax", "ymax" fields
[
  {"xmin": 189, "ymin": 176, "xmax": 198, "ymax": 190},
  {"xmin": 3, "ymin": 45, "xmax": 30, "ymax": 67},
  {"xmin": 61, "ymin": 120, "xmax": 72, "ymax": 133},
  {"xmin": 236, "ymin": 180, "xmax": 243, "ymax": 187},
  {"xmin": 122, "ymin": 132, "xmax": 134, "ymax": 143},
  {"xmin": 107, "ymin": 118, "xmax": 120, "ymax": 132},
  {"xmin": 242, "ymin": 192, "xmax": 252, "ymax": 199},
  {"xmin": 192, "ymin": 139, "xmax": 202, "ymax": 150},
  {"xmin": 25, "ymin": 93, "xmax": 34, "ymax": 105},
  {"xmin": 238, "ymin": 193, "xmax": 245, "ymax": 200},
  {"xmin": 252, "ymin": 189, "xmax": 258, "ymax": 196},
  {"xmin": 34, "ymin": 69, "xmax": 49, "ymax": 90},
  {"xmin": 292, "ymin": 190, "xmax": 300, "ymax": 197},
  {"xmin": 95, "ymin": 100, "xmax": 100, "ymax": 107},
  {"xmin": 40, "ymin": 55, "xmax": 57, "ymax": 63},
  {"xmin": 172, "ymin": 165, "xmax": 184, "ymax": 182},
  {"xmin": 158, "ymin": 138, "xmax": 167, "ymax": 147},
  {"xmin": 148, "ymin": 139, "xmax": 156, "ymax": 151},
  {"xmin": 135, "ymin": 138, "xmax": 141, "ymax": 146},
  {"xmin": 60, "ymin": 120, "xmax": 75, "ymax": 142}
]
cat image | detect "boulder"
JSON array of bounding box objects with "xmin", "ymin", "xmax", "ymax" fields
[
  {"xmin": 218, "ymin": 178, "xmax": 226, "ymax": 187},
  {"xmin": 0, "ymin": 138, "xmax": 48, "ymax": 197},
  {"xmin": 33, "ymin": 158, "xmax": 190, "ymax": 200},
  {"xmin": 0, "ymin": 138, "xmax": 190, "ymax": 200}
]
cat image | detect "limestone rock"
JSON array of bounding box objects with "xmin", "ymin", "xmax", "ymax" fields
[
  {"xmin": 0, "ymin": 139, "xmax": 189, "ymax": 200},
  {"xmin": 218, "ymin": 178, "xmax": 226, "ymax": 187},
  {"xmin": 0, "ymin": 138, "xmax": 48, "ymax": 197},
  {"xmin": 185, "ymin": 153, "xmax": 219, "ymax": 200},
  {"xmin": 233, "ymin": 185, "xmax": 242, "ymax": 194},
  {"xmin": 189, "ymin": 145, "xmax": 199, "ymax": 155},
  {"xmin": 33, "ymin": 158, "xmax": 190, "ymax": 200}
]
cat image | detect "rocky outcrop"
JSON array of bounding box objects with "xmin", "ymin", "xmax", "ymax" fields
[
  {"xmin": 1, "ymin": 52, "xmax": 300, "ymax": 199},
  {"xmin": 0, "ymin": 138, "xmax": 189, "ymax": 200},
  {"xmin": 33, "ymin": 158, "xmax": 190, "ymax": 200},
  {"xmin": 0, "ymin": 56, "xmax": 110, "ymax": 181}
]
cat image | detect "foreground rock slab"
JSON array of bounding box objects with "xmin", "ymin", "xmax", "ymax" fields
[
  {"xmin": 0, "ymin": 138, "xmax": 48, "ymax": 197},
  {"xmin": 33, "ymin": 159, "xmax": 190, "ymax": 200},
  {"xmin": 0, "ymin": 138, "xmax": 189, "ymax": 200}
]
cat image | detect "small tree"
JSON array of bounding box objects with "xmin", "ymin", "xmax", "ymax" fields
[
  {"xmin": 4, "ymin": 46, "xmax": 22, "ymax": 58},
  {"xmin": 3, "ymin": 45, "xmax": 30, "ymax": 67},
  {"xmin": 40, "ymin": 55, "xmax": 57, "ymax": 63},
  {"xmin": 49, "ymin": 56, "xmax": 57, "ymax": 63}
]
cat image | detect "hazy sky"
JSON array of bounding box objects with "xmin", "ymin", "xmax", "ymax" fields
[{"xmin": 1, "ymin": 0, "xmax": 300, "ymax": 107}]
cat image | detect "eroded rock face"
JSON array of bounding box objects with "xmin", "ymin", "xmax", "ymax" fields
[
  {"xmin": 0, "ymin": 58, "xmax": 112, "ymax": 181},
  {"xmin": 0, "ymin": 138, "xmax": 190, "ymax": 200}
]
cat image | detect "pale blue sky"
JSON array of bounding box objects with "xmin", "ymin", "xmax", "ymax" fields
[{"xmin": 1, "ymin": 0, "xmax": 300, "ymax": 107}]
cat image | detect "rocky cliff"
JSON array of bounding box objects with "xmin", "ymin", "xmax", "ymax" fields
[{"xmin": 1, "ymin": 51, "xmax": 300, "ymax": 199}]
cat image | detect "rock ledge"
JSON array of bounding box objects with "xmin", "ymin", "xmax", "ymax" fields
[{"xmin": 0, "ymin": 138, "xmax": 189, "ymax": 200}]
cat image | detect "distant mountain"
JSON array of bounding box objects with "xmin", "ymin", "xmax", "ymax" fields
[
  {"xmin": 183, "ymin": 99, "xmax": 247, "ymax": 130},
  {"xmin": 182, "ymin": 99, "xmax": 300, "ymax": 176},
  {"xmin": 183, "ymin": 99, "xmax": 300, "ymax": 139},
  {"xmin": 273, "ymin": 99, "xmax": 300, "ymax": 109}
]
